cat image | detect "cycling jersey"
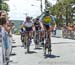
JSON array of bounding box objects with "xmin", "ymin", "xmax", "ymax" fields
[
  {"xmin": 23, "ymin": 21, "xmax": 33, "ymax": 31},
  {"xmin": 40, "ymin": 14, "xmax": 56, "ymax": 30},
  {"xmin": 40, "ymin": 14, "xmax": 55, "ymax": 26},
  {"xmin": 43, "ymin": 16, "xmax": 52, "ymax": 24},
  {"xmin": 34, "ymin": 22, "xmax": 41, "ymax": 31}
]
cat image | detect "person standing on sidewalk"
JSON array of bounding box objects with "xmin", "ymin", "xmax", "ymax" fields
[
  {"xmin": 0, "ymin": 11, "xmax": 3, "ymax": 65},
  {"xmin": 1, "ymin": 16, "xmax": 12, "ymax": 65}
]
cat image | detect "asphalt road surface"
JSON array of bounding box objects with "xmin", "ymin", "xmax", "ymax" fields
[{"xmin": 1, "ymin": 35, "xmax": 75, "ymax": 65}]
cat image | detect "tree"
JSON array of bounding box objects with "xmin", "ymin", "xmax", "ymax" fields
[
  {"xmin": 0, "ymin": 0, "xmax": 2, "ymax": 10},
  {"xmin": 2, "ymin": 2, "xmax": 9, "ymax": 11},
  {"xmin": 50, "ymin": 0, "xmax": 75, "ymax": 26},
  {"xmin": 0, "ymin": 0, "xmax": 9, "ymax": 11}
]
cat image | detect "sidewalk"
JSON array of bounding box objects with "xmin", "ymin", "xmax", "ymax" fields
[{"xmin": 0, "ymin": 47, "xmax": 3, "ymax": 65}]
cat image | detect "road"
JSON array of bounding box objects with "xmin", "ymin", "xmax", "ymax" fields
[{"xmin": 1, "ymin": 35, "xmax": 75, "ymax": 65}]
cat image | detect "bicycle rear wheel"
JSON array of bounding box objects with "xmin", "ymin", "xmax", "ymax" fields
[
  {"xmin": 48, "ymin": 37, "xmax": 52, "ymax": 55},
  {"xmin": 35, "ymin": 31, "xmax": 40, "ymax": 48},
  {"xmin": 27, "ymin": 39, "xmax": 30, "ymax": 53}
]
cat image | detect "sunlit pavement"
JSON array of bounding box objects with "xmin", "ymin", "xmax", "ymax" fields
[{"xmin": 7, "ymin": 35, "xmax": 75, "ymax": 65}]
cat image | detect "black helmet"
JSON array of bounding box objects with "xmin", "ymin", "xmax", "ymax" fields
[
  {"xmin": 45, "ymin": 10, "xmax": 50, "ymax": 16},
  {"xmin": 36, "ymin": 18, "xmax": 39, "ymax": 20},
  {"xmin": 26, "ymin": 16, "xmax": 31, "ymax": 20},
  {"xmin": 45, "ymin": 10, "xmax": 49, "ymax": 13}
]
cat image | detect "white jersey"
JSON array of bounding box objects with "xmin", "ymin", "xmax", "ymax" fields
[{"xmin": 23, "ymin": 21, "xmax": 33, "ymax": 28}]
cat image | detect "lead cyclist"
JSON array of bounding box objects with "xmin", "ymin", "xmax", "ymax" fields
[{"xmin": 40, "ymin": 10, "xmax": 56, "ymax": 54}]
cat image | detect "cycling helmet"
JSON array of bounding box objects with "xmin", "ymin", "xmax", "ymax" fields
[
  {"xmin": 45, "ymin": 10, "xmax": 50, "ymax": 16},
  {"xmin": 36, "ymin": 18, "xmax": 39, "ymax": 20},
  {"xmin": 26, "ymin": 16, "xmax": 31, "ymax": 20}
]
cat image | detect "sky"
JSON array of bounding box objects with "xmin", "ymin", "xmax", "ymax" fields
[{"xmin": 6, "ymin": 0, "xmax": 57, "ymax": 20}]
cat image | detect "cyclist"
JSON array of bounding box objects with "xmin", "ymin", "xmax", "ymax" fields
[
  {"xmin": 40, "ymin": 10, "xmax": 56, "ymax": 55},
  {"xmin": 23, "ymin": 16, "xmax": 35, "ymax": 52},
  {"xmin": 23, "ymin": 16, "xmax": 35, "ymax": 38},
  {"xmin": 34, "ymin": 18, "xmax": 44, "ymax": 48}
]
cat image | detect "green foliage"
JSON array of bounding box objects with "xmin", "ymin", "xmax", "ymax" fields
[
  {"xmin": 11, "ymin": 20, "xmax": 24, "ymax": 34},
  {"xmin": 50, "ymin": 0, "xmax": 75, "ymax": 26},
  {"xmin": 2, "ymin": 2, "xmax": 9, "ymax": 11},
  {"xmin": 0, "ymin": 0, "xmax": 9, "ymax": 11}
]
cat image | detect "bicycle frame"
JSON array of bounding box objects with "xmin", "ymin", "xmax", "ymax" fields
[
  {"xmin": 34, "ymin": 30, "xmax": 41, "ymax": 48},
  {"xmin": 24, "ymin": 31, "xmax": 31, "ymax": 53},
  {"xmin": 44, "ymin": 30, "xmax": 52, "ymax": 55}
]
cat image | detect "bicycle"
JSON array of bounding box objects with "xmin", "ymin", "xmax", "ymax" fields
[
  {"xmin": 34, "ymin": 30, "xmax": 41, "ymax": 49},
  {"xmin": 24, "ymin": 31, "xmax": 32, "ymax": 53},
  {"xmin": 43, "ymin": 30, "xmax": 52, "ymax": 55}
]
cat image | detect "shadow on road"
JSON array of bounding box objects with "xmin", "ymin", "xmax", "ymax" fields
[
  {"xmin": 12, "ymin": 45, "xmax": 23, "ymax": 48},
  {"xmin": 52, "ymin": 42, "xmax": 75, "ymax": 44},
  {"xmin": 12, "ymin": 46, "xmax": 17, "ymax": 48},
  {"xmin": 9, "ymin": 60, "xmax": 18, "ymax": 64},
  {"xmin": 44, "ymin": 54, "xmax": 60, "ymax": 59},
  {"xmin": 12, "ymin": 41, "xmax": 16, "ymax": 43},
  {"xmin": 10, "ymin": 53, "xmax": 16, "ymax": 56},
  {"xmin": 34, "ymin": 48, "xmax": 42, "ymax": 50},
  {"xmin": 25, "ymin": 51, "xmax": 37, "ymax": 54}
]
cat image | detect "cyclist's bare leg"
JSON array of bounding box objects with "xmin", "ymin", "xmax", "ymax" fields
[
  {"xmin": 40, "ymin": 31, "xmax": 45, "ymax": 47},
  {"xmin": 29, "ymin": 31, "xmax": 33, "ymax": 40}
]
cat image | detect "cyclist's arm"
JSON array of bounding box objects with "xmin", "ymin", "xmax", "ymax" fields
[
  {"xmin": 33, "ymin": 26, "xmax": 35, "ymax": 31},
  {"xmin": 39, "ymin": 21, "xmax": 44, "ymax": 30},
  {"xmin": 32, "ymin": 23, "xmax": 35, "ymax": 31},
  {"xmin": 39, "ymin": 14, "xmax": 45, "ymax": 30},
  {"xmin": 51, "ymin": 16, "xmax": 57, "ymax": 29},
  {"xmin": 39, "ymin": 14, "xmax": 44, "ymax": 23},
  {"xmin": 4, "ymin": 24, "xmax": 12, "ymax": 33}
]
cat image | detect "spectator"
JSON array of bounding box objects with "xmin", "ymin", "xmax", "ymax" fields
[{"xmin": 1, "ymin": 16, "xmax": 12, "ymax": 65}]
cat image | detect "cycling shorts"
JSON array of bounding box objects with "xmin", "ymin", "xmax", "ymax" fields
[
  {"xmin": 25, "ymin": 27, "xmax": 33, "ymax": 31},
  {"xmin": 35, "ymin": 26, "xmax": 41, "ymax": 31},
  {"xmin": 44, "ymin": 24, "xmax": 51, "ymax": 31}
]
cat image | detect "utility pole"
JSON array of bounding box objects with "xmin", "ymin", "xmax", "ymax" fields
[
  {"xmin": 40, "ymin": 0, "xmax": 43, "ymax": 13},
  {"xmin": 45, "ymin": 0, "xmax": 47, "ymax": 10}
]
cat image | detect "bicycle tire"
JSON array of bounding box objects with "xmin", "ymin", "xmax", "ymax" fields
[
  {"xmin": 44, "ymin": 30, "xmax": 52, "ymax": 55},
  {"xmin": 25, "ymin": 32, "xmax": 31, "ymax": 53},
  {"xmin": 27, "ymin": 39, "xmax": 30, "ymax": 53},
  {"xmin": 35, "ymin": 31, "xmax": 40, "ymax": 48},
  {"xmin": 48, "ymin": 37, "xmax": 52, "ymax": 55},
  {"xmin": 43, "ymin": 31, "xmax": 48, "ymax": 55}
]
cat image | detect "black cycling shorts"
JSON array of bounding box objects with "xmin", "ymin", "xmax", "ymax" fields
[{"xmin": 35, "ymin": 26, "xmax": 41, "ymax": 31}]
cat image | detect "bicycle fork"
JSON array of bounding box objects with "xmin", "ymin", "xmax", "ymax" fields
[
  {"xmin": 26, "ymin": 32, "xmax": 31, "ymax": 53},
  {"xmin": 44, "ymin": 31, "xmax": 52, "ymax": 55}
]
